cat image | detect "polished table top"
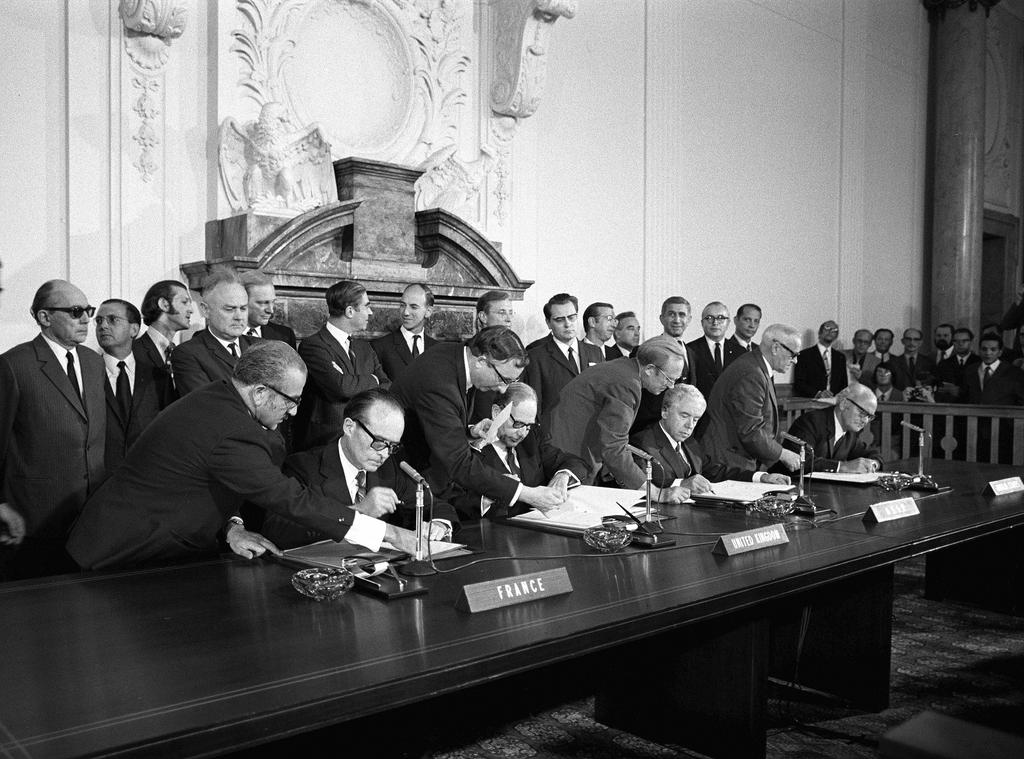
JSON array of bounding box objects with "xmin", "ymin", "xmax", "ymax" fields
[{"xmin": 3, "ymin": 460, "xmax": 1023, "ymax": 758}]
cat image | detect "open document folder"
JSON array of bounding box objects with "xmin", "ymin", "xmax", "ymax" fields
[
  {"xmin": 281, "ymin": 538, "xmax": 470, "ymax": 570},
  {"xmin": 689, "ymin": 479, "xmax": 795, "ymax": 505},
  {"xmin": 506, "ymin": 485, "xmax": 649, "ymax": 532}
]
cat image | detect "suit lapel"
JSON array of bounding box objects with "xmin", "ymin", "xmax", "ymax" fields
[
  {"xmin": 394, "ymin": 331, "xmax": 414, "ymax": 365},
  {"xmin": 657, "ymin": 432, "xmax": 689, "ymax": 479},
  {"xmin": 547, "ymin": 337, "xmax": 577, "ymax": 377},
  {"xmin": 104, "ymin": 376, "xmax": 128, "ymax": 429},
  {"xmin": 319, "ymin": 440, "xmax": 354, "ymax": 506},
  {"xmin": 35, "ymin": 337, "xmax": 88, "ymax": 421},
  {"xmin": 322, "ymin": 328, "xmax": 355, "ymax": 373}
]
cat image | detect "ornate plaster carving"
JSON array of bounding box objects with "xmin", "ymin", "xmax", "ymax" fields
[
  {"xmin": 415, "ymin": 143, "xmax": 496, "ymax": 214},
  {"xmin": 490, "ymin": 0, "xmax": 577, "ymax": 119},
  {"xmin": 119, "ymin": 1, "xmax": 189, "ymax": 182},
  {"xmin": 219, "ymin": 101, "xmax": 337, "ymax": 215}
]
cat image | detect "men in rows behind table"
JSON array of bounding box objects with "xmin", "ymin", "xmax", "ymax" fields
[{"xmin": 67, "ymin": 341, "xmax": 419, "ymax": 570}]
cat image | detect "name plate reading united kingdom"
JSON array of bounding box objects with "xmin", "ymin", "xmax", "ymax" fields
[
  {"xmin": 712, "ymin": 523, "xmax": 789, "ymax": 556},
  {"xmin": 455, "ymin": 567, "xmax": 572, "ymax": 613},
  {"xmin": 984, "ymin": 476, "xmax": 1024, "ymax": 496},
  {"xmin": 863, "ymin": 497, "xmax": 920, "ymax": 524}
]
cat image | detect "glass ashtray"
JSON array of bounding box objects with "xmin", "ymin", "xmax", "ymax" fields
[
  {"xmin": 291, "ymin": 567, "xmax": 355, "ymax": 602},
  {"xmin": 583, "ymin": 524, "xmax": 633, "ymax": 553},
  {"xmin": 877, "ymin": 472, "xmax": 913, "ymax": 493}
]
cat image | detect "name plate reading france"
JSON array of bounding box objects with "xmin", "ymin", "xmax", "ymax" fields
[
  {"xmin": 455, "ymin": 567, "xmax": 572, "ymax": 613},
  {"xmin": 712, "ymin": 523, "xmax": 788, "ymax": 557},
  {"xmin": 863, "ymin": 497, "xmax": 920, "ymax": 524},
  {"xmin": 985, "ymin": 476, "xmax": 1024, "ymax": 496}
]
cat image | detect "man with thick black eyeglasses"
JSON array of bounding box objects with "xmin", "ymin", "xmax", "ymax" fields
[
  {"xmin": 262, "ymin": 389, "xmax": 459, "ymax": 547},
  {"xmin": 452, "ymin": 382, "xmax": 587, "ymax": 520},
  {"xmin": 781, "ymin": 383, "xmax": 885, "ymax": 475},
  {"xmin": 0, "ymin": 279, "xmax": 106, "ymax": 580}
]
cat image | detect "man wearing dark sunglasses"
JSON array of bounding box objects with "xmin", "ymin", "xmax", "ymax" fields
[
  {"xmin": 454, "ymin": 382, "xmax": 587, "ymax": 520},
  {"xmin": 1, "ymin": 279, "xmax": 106, "ymax": 580},
  {"xmin": 262, "ymin": 389, "xmax": 459, "ymax": 548}
]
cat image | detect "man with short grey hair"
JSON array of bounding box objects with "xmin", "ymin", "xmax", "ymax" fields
[
  {"xmin": 783, "ymin": 383, "xmax": 884, "ymax": 474},
  {"xmin": 699, "ymin": 323, "xmax": 803, "ymax": 473},
  {"xmin": 239, "ymin": 270, "xmax": 296, "ymax": 347}
]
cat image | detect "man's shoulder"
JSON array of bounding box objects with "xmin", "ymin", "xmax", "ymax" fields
[
  {"xmin": 628, "ymin": 422, "xmax": 661, "ymax": 449},
  {"xmin": 1, "ymin": 337, "xmax": 41, "ymax": 364},
  {"xmin": 798, "ymin": 344, "xmax": 819, "ymax": 358},
  {"xmin": 370, "ymin": 330, "xmax": 400, "ymax": 349}
]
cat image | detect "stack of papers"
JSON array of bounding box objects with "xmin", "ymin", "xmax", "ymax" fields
[
  {"xmin": 508, "ymin": 485, "xmax": 648, "ymax": 530},
  {"xmin": 690, "ymin": 480, "xmax": 795, "ymax": 504},
  {"xmin": 807, "ymin": 471, "xmax": 880, "ymax": 485}
]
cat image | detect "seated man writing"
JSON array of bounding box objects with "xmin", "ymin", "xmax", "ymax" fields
[
  {"xmin": 458, "ymin": 382, "xmax": 589, "ymax": 520},
  {"xmin": 630, "ymin": 384, "xmax": 790, "ymax": 495},
  {"xmin": 261, "ymin": 389, "xmax": 460, "ymax": 548},
  {"xmin": 782, "ymin": 382, "xmax": 884, "ymax": 474}
]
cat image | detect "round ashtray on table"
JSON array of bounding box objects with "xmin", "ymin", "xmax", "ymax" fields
[
  {"xmin": 291, "ymin": 567, "xmax": 355, "ymax": 601},
  {"xmin": 876, "ymin": 472, "xmax": 913, "ymax": 494},
  {"xmin": 583, "ymin": 523, "xmax": 633, "ymax": 553}
]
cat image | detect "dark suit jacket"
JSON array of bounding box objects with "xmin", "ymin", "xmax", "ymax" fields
[
  {"xmin": 370, "ymin": 329, "xmax": 436, "ymax": 384},
  {"xmin": 793, "ymin": 345, "xmax": 848, "ymax": 398},
  {"xmin": 548, "ymin": 357, "xmax": 649, "ymax": 487},
  {"xmin": 605, "ymin": 344, "xmax": 636, "ymax": 361},
  {"xmin": 934, "ymin": 353, "xmax": 981, "ymax": 401},
  {"xmin": 67, "ymin": 380, "xmax": 359, "ymax": 570},
  {"xmin": 523, "ymin": 336, "xmax": 604, "ymax": 425},
  {"xmin": 261, "ymin": 321, "xmax": 297, "ymax": 348},
  {"xmin": 699, "ymin": 349, "xmax": 783, "ymax": 471},
  {"xmin": 449, "ymin": 431, "xmax": 588, "ymax": 520},
  {"xmin": 260, "ymin": 438, "xmax": 459, "ymax": 548},
  {"xmin": 629, "ymin": 423, "xmax": 756, "ymax": 486},
  {"xmin": 783, "ymin": 407, "xmax": 883, "ymax": 473},
  {"xmin": 295, "ymin": 326, "xmax": 390, "ymax": 449},
  {"xmin": 963, "ymin": 362, "xmax": 1024, "ymax": 406},
  {"xmin": 102, "ymin": 344, "xmax": 163, "ymax": 476},
  {"xmin": 889, "ymin": 353, "xmax": 936, "ymax": 391},
  {"xmin": 0, "ymin": 336, "xmax": 106, "ymax": 539},
  {"xmin": 725, "ymin": 335, "xmax": 758, "ymax": 358},
  {"xmin": 630, "ymin": 341, "xmax": 697, "ymax": 434},
  {"xmin": 390, "ymin": 342, "xmax": 521, "ymax": 505},
  {"xmin": 135, "ymin": 332, "xmax": 178, "ymax": 409},
  {"xmin": 171, "ymin": 329, "xmax": 260, "ymax": 396},
  {"xmin": 686, "ymin": 337, "xmax": 742, "ymax": 401}
]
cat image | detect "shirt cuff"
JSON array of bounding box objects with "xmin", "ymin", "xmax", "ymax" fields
[
  {"xmin": 345, "ymin": 512, "xmax": 387, "ymax": 552},
  {"xmin": 752, "ymin": 471, "xmax": 766, "ymax": 483},
  {"xmin": 508, "ymin": 482, "xmax": 523, "ymax": 506},
  {"xmin": 430, "ymin": 519, "xmax": 453, "ymax": 540},
  {"xmin": 554, "ymin": 469, "xmax": 581, "ymax": 489}
]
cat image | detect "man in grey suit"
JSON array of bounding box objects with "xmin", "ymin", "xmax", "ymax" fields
[
  {"xmin": 549, "ymin": 336, "xmax": 691, "ymax": 501},
  {"xmin": 0, "ymin": 280, "xmax": 106, "ymax": 579},
  {"xmin": 844, "ymin": 328, "xmax": 879, "ymax": 386},
  {"xmin": 699, "ymin": 323, "xmax": 803, "ymax": 474}
]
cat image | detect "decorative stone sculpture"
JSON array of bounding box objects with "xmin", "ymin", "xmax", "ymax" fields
[
  {"xmin": 415, "ymin": 144, "xmax": 497, "ymax": 214},
  {"xmin": 219, "ymin": 102, "xmax": 337, "ymax": 216}
]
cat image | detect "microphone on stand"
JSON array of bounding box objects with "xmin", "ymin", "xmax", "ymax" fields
[
  {"xmin": 399, "ymin": 461, "xmax": 431, "ymax": 487},
  {"xmin": 781, "ymin": 433, "xmax": 822, "ymax": 515},
  {"xmin": 900, "ymin": 421, "xmax": 927, "ymax": 434},
  {"xmin": 626, "ymin": 444, "xmax": 653, "ymax": 461},
  {"xmin": 397, "ymin": 462, "xmax": 436, "ymax": 577}
]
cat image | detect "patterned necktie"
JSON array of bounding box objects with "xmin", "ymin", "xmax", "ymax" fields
[
  {"xmin": 164, "ymin": 342, "xmax": 174, "ymax": 369},
  {"xmin": 116, "ymin": 360, "xmax": 131, "ymax": 419},
  {"xmin": 354, "ymin": 470, "xmax": 366, "ymax": 502},
  {"xmin": 411, "ymin": 334, "xmax": 421, "ymax": 358},
  {"xmin": 65, "ymin": 350, "xmax": 82, "ymax": 402},
  {"xmin": 713, "ymin": 342, "xmax": 723, "ymax": 373},
  {"xmin": 824, "ymin": 349, "xmax": 831, "ymax": 377}
]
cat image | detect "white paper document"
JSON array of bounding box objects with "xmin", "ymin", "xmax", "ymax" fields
[
  {"xmin": 508, "ymin": 485, "xmax": 647, "ymax": 530},
  {"xmin": 807, "ymin": 471, "xmax": 880, "ymax": 485},
  {"xmin": 690, "ymin": 479, "xmax": 795, "ymax": 504}
]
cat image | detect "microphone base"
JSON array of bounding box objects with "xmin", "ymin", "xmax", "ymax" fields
[
  {"xmin": 907, "ymin": 474, "xmax": 940, "ymax": 492},
  {"xmin": 398, "ymin": 560, "xmax": 436, "ymax": 577},
  {"xmin": 791, "ymin": 494, "xmax": 830, "ymax": 517}
]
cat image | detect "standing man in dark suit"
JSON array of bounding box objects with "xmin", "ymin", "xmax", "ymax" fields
[
  {"xmin": 549, "ymin": 336, "xmax": 690, "ymax": 500},
  {"xmin": 700, "ymin": 324, "xmax": 803, "ymax": 475},
  {"xmin": 136, "ymin": 279, "xmax": 193, "ymax": 408},
  {"xmin": 260, "ymin": 389, "xmax": 458, "ymax": 548},
  {"xmin": 630, "ymin": 384, "xmax": 791, "ymax": 490},
  {"xmin": 295, "ymin": 280, "xmax": 389, "ymax": 449},
  {"xmin": 371, "ymin": 283, "xmax": 437, "ymax": 383},
  {"xmin": 453, "ymin": 382, "xmax": 588, "ymax": 520},
  {"xmin": 0, "ymin": 280, "xmax": 106, "ymax": 579},
  {"xmin": 631, "ymin": 296, "xmax": 697, "ymax": 432},
  {"xmin": 172, "ymin": 268, "xmax": 259, "ymax": 395},
  {"xmin": 392, "ymin": 326, "xmax": 570, "ymax": 513},
  {"xmin": 240, "ymin": 270, "xmax": 296, "ymax": 347},
  {"xmin": 890, "ymin": 328, "xmax": 936, "ymax": 391},
  {"xmin": 726, "ymin": 303, "xmax": 762, "ymax": 355},
  {"xmin": 963, "ymin": 335, "xmax": 1024, "ymax": 462},
  {"xmin": 782, "ymin": 383, "xmax": 884, "ymax": 474},
  {"xmin": 67, "ymin": 342, "xmax": 420, "ymax": 570},
  {"xmin": 606, "ymin": 311, "xmax": 640, "ymax": 360},
  {"xmin": 581, "ymin": 301, "xmax": 615, "ymax": 358},
  {"xmin": 793, "ymin": 320, "xmax": 847, "ymax": 399},
  {"xmin": 873, "ymin": 328, "xmax": 895, "ymax": 364},
  {"xmin": 687, "ymin": 301, "xmax": 741, "ymax": 401},
  {"xmin": 475, "ymin": 290, "xmax": 515, "ymax": 331},
  {"xmin": 95, "ymin": 299, "xmax": 162, "ymax": 475},
  {"xmin": 844, "ymin": 328, "xmax": 879, "ymax": 386},
  {"xmin": 524, "ymin": 293, "xmax": 603, "ymax": 425},
  {"xmin": 934, "ymin": 327, "xmax": 981, "ymax": 401}
]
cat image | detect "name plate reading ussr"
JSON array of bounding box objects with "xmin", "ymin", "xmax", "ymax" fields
[
  {"xmin": 455, "ymin": 567, "xmax": 572, "ymax": 613},
  {"xmin": 712, "ymin": 523, "xmax": 789, "ymax": 556},
  {"xmin": 985, "ymin": 476, "xmax": 1024, "ymax": 496},
  {"xmin": 863, "ymin": 497, "xmax": 920, "ymax": 524}
]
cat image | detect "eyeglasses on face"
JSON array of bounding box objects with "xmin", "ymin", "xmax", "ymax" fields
[
  {"xmin": 702, "ymin": 315, "xmax": 729, "ymax": 324},
  {"xmin": 508, "ymin": 413, "xmax": 536, "ymax": 430},
  {"xmin": 263, "ymin": 383, "xmax": 303, "ymax": 408},
  {"xmin": 353, "ymin": 417, "xmax": 402, "ymax": 454},
  {"xmin": 45, "ymin": 305, "xmax": 95, "ymax": 319},
  {"xmin": 486, "ymin": 358, "xmax": 522, "ymax": 385},
  {"xmin": 550, "ymin": 313, "xmax": 578, "ymax": 325},
  {"xmin": 94, "ymin": 315, "xmax": 129, "ymax": 326},
  {"xmin": 652, "ymin": 364, "xmax": 680, "ymax": 383},
  {"xmin": 774, "ymin": 340, "xmax": 799, "ymax": 360},
  {"xmin": 845, "ymin": 397, "xmax": 875, "ymax": 422}
]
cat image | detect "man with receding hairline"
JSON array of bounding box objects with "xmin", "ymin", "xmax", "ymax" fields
[
  {"xmin": 240, "ymin": 270, "xmax": 296, "ymax": 347},
  {"xmin": 606, "ymin": 311, "xmax": 640, "ymax": 360},
  {"xmin": 371, "ymin": 282, "xmax": 437, "ymax": 382},
  {"xmin": 782, "ymin": 383, "xmax": 884, "ymax": 474}
]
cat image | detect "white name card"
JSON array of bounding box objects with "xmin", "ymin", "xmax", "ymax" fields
[
  {"xmin": 455, "ymin": 567, "xmax": 572, "ymax": 613},
  {"xmin": 712, "ymin": 523, "xmax": 789, "ymax": 556},
  {"xmin": 985, "ymin": 477, "xmax": 1024, "ymax": 496},
  {"xmin": 863, "ymin": 497, "xmax": 920, "ymax": 524}
]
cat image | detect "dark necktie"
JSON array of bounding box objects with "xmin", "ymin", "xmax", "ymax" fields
[
  {"xmin": 164, "ymin": 342, "xmax": 174, "ymax": 370},
  {"xmin": 568, "ymin": 346, "xmax": 578, "ymax": 374},
  {"xmin": 713, "ymin": 342, "xmax": 723, "ymax": 373},
  {"xmin": 345, "ymin": 340, "xmax": 357, "ymax": 371},
  {"xmin": 506, "ymin": 449, "xmax": 521, "ymax": 478},
  {"xmin": 676, "ymin": 443, "xmax": 691, "ymax": 478},
  {"xmin": 411, "ymin": 334, "xmax": 421, "ymax": 358},
  {"xmin": 983, "ymin": 366, "xmax": 993, "ymax": 389},
  {"xmin": 65, "ymin": 350, "xmax": 82, "ymax": 403},
  {"xmin": 466, "ymin": 386, "xmax": 477, "ymax": 417},
  {"xmin": 354, "ymin": 470, "xmax": 366, "ymax": 503},
  {"xmin": 228, "ymin": 342, "xmax": 239, "ymax": 359},
  {"xmin": 116, "ymin": 360, "xmax": 131, "ymax": 419},
  {"xmin": 908, "ymin": 357, "xmax": 916, "ymax": 378},
  {"xmin": 247, "ymin": 327, "xmax": 258, "ymax": 337}
]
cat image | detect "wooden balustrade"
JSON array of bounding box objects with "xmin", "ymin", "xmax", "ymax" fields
[{"xmin": 780, "ymin": 397, "xmax": 1024, "ymax": 466}]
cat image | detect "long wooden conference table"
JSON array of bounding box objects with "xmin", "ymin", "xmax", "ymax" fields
[{"xmin": 3, "ymin": 460, "xmax": 1023, "ymax": 759}]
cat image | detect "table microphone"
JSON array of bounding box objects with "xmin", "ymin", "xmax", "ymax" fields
[
  {"xmin": 397, "ymin": 462, "xmax": 436, "ymax": 577},
  {"xmin": 626, "ymin": 444, "xmax": 653, "ymax": 460},
  {"xmin": 781, "ymin": 432, "xmax": 808, "ymax": 447},
  {"xmin": 399, "ymin": 461, "xmax": 431, "ymax": 487},
  {"xmin": 900, "ymin": 421, "xmax": 927, "ymax": 434}
]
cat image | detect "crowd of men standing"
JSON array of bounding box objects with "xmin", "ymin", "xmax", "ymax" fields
[{"xmin": 2, "ymin": 269, "xmax": 1021, "ymax": 581}]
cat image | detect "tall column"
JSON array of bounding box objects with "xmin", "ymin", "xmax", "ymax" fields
[{"xmin": 928, "ymin": 1, "xmax": 993, "ymax": 331}]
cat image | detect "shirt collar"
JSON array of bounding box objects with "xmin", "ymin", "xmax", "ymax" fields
[
  {"xmin": 658, "ymin": 422, "xmax": 680, "ymax": 450},
  {"xmin": 325, "ymin": 321, "xmax": 350, "ymax": 346},
  {"xmin": 462, "ymin": 347, "xmax": 474, "ymax": 391},
  {"xmin": 145, "ymin": 328, "xmax": 172, "ymax": 358},
  {"xmin": 832, "ymin": 409, "xmax": 846, "ymax": 445},
  {"xmin": 704, "ymin": 336, "xmax": 724, "ymax": 353},
  {"xmin": 551, "ymin": 335, "xmax": 579, "ymax": 360},
  {"xmin": 208, "ymin": 331, "xmax": 240, "ymax": 353},
  {"xmin": 41, "ymin": 333, "xmax": 77, "ymax": 362},
  {"xmin": 335, "ymin": 438, "xmax": 364, "ymax": 497},
  {"xmin": 102, "ymin": 351, "xmax": 136, "ymax": 375},
  {"xmin": 983, "ymin": 360, "xmax": 1000, "ymax": 373}
]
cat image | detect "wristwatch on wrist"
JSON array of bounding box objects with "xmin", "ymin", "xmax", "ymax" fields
[{"xmin": 226, "ymin": 516, "xmax": 245, "ymax": 531}]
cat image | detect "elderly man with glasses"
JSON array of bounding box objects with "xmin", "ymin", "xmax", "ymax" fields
[
  {"xmin": 781, "ymin": 383, "xmax": 884, "ymax": 474},
  {"xmin": 0, "ymin": 279, "xmax": 106, "ymax": 579}
]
